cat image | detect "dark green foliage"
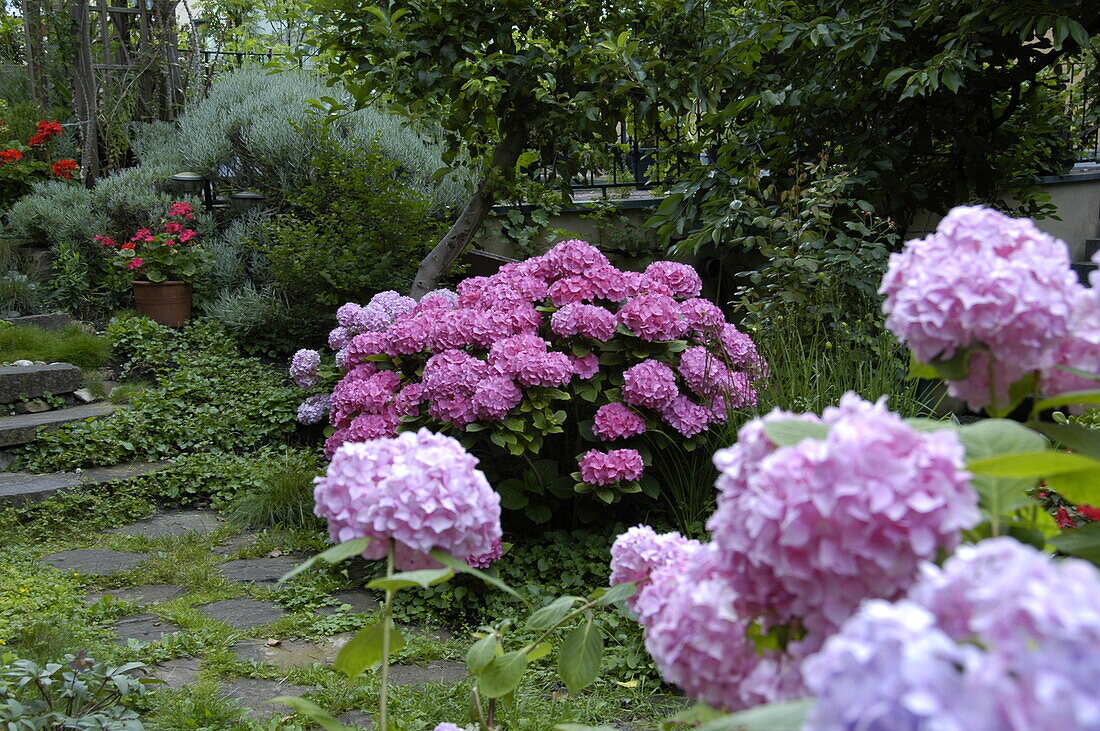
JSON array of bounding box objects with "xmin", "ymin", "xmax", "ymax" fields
[
  {"xmin": 16, "ymin": 316, "xmax": 299, "ymax": 472},
  {"xmin": 229, "ymin": 449, "xmax": 324, "ymax": 528},
  {"xmin": 0, "ymin": 323, "xmax": 111, "ymax": 368},
  {"xmin": 255, "ymin": 124, "xmax": 443, "ymax": 337}
]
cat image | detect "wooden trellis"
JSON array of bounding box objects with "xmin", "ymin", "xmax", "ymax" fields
[{"xmin": 24, "ymin": 0, "xmax": 183, "ymax": 183}]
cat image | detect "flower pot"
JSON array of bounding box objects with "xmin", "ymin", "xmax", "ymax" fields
[{"xmin": 133, "ymin": 280, "xmax": 192, "ymax": 327}]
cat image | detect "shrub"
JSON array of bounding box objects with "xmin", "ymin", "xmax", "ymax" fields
[
  {"xmin": 256, "ymin": 124, "xmax": 443, "ymax": 339},
  {"xmin": 6, "ymin": 179, "xmax": 100, "ymax": 249},
  {"xmin": 294, "ymin": 241, "xmax": 766, "ymax": 525}
]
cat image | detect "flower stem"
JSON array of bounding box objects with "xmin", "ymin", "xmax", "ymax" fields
[{"xmin": 380, "ymin": 540, "xmax": 395, "ymax": 730}]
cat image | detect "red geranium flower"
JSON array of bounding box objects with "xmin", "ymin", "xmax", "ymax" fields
[
  {"xmin": 1055, "ymin": 507, "xmax": 1074, "ymax": 529},
  {"xmin": 120, "ymin": 241, "xmax": 136, "ymax": 251},
  {"xmin": 165, "ymin": 221, "xmax": 183, "ymax": 234},
  {"xmin": 127, "ymin": 257, "xmax": 144, "ymax": 270},
  {"xmin": 167, "ymin": 202, "xmax": 195, "ymax": 220},
  {"xmin": 1078, "ymin": 505, "xmax": 1100, "ymax": 522},
  {"xmin": 51, "ymin": 159, "xmax": 78, "ymax": 178},
  {"xmin": 29, "ymin": 120, "xmax": 63, "ymax": 146},
  {"xmin": 93, "ymin": 235, "xmax": 115, "ymax": 247},
  {"xmin": 0, "ymin": 149, "xmax": 23, "ymax": 163},
  {"xmin": 178, "ymin": 229, "xmax": 196, "ymax": 242}
]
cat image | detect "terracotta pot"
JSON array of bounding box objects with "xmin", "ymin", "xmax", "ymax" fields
[{"xmin": 133, "ymin": 280, "xmax": 192, "ymax": 327}]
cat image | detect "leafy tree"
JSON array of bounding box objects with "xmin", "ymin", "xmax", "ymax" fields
[
  {"xmin": 607, "ymin": 1, "xmax": 1100, "ymax": 250},
  {"xmin": 308, "ymin": 0, "xmax": 652, "ymax": 296}
]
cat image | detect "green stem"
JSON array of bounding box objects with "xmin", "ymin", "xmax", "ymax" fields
[
  {"xmin": 380, "ymin": 540, "xmax": 395, "ymax": 730},
  {"xmin": 521, "ymin": 601, "xmax": 594, "ymax": 655}
]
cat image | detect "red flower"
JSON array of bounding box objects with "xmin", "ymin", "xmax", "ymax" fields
[
  {"xmin": 29, "ymin": 120, "xmax": 62, "ymax": 146},
  {"xmin": 178, "ymin": 229, "xmax": 196, "ymax": 242},
  {"xmin": 130, "ymin": 228, "xmax": 154, "ymax": 243},
  {"xmin": 0, "ymin": 149, "xmax": 23, "ymax": 163},
  {"xmin": 120, "ymin": 241, "xmax": 136, "ymax": 251},
  {"xmin": 1055, "ymin": 507, "xmax": 1074, "ymax": 529},
  {"xmin": 164, "ymin": 240, "xmax": 176, "ymax": 246},
  {"xmin": 127, "ymin": 257, "xmax": 144, "ymax": 270},
  {"xmin": 1079, "ymin": 505, "xmax": 1100, "ymax": 522},
  {"xmin": 167, "ymin": 202, "xmax": 195, "ymax": 220},
  {"xmin": 51, "ymin": 159, "xmax": 78, "ymax": 178},
  {"xmin": 93, "ymin": 235, "xmax": 115, "ymax": 247},
  {"xmin": 165, "ymin": 221, "xmax": 183, "ymax": 234}
]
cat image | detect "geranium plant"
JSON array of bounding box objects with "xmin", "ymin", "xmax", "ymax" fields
[
  {"xmin": 102, "ymin": 202, "xmax": 209, "ymax": 283},
  {"xmin": 0, "ymin": 120, "xmax": 77, "ymax": 207},
  {"xmin": 290, "ymin": 239, "xmax": 767, "ymax": 522}
]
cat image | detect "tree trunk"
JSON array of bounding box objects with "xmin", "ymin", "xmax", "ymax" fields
[{"xmin": 409, "ymin": 125, "xmax": 527, "ymax": 298}]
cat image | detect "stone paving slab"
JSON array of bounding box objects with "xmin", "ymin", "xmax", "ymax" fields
[
  {"xmin": 0, "ymin": 461, "xmax": 167, "ymax": 506},
  {"xmin": 86, "ymin": 584, "xmax": 187, "ymax": 606},
  {"xmin": 107, "ymin": 509, "xmax": 223, "ymax": 538},
  {"xmin": 233, "ymin": 633, "xmax": 353, "ymax": 669},
  {"xmin": 2, "ymin": 313, "xmax": 77, "ymax": 332},
  {"xmin": 40, "ymin": 548, "xmax": 147, "ymax": 576},
  {"xmin": 212, "ymin": 534, "xmax": 255, "ymax": 556},
  {"xmin": 147, "ymin": 657, "xmax": 201, "ymax": 690},
  {"xmin": 0, "ymin": 401, "xmax": 114, "ymax": 447},
  {"xmin": 219, "ymin": 556, "xmax": 302, "ymax": 585},
  {"xmin": 111, "ymin": 613, "xmax": 182, "ymax": 644},
  {"xmin": 338, "ymin": 710, "xmax": 374, "ymax": 729},
  {"xmin": 221, "ymin": 677, "xmax": 311, "ymax": 721},
  {"xmin": 0, "ymin": 363, "xmax": 82, "ymax": 404},
  {"xmin": 389, "ymin": 661, "xmax": 467, "ymax": 686},
  {"xmin": 199, "ymin": 598, "xmax": 285, "ymax": 630},
  {"xmin": 318, "ymin": 590, "xmax": 379, "ymax": 615}
]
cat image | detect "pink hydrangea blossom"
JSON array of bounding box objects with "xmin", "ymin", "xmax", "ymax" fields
[
  {"xmin": 570, "ymin": 353, "xmax": 600, "ymax": 379},
  {"xmin": 290, "ymin": 348, "xmax": 321, "ymax": 388},
  {"xmin": 328, "ymin": 327, "xmax": 350, "ymax": 350},
  {"xmin": 385, "ymin": 316, "xmax": 430, "ymax": 356},
  {"xmin": 313, "ymin": 429, "xmax": 502, "ymax": 570},
  {"xmin": 513, "ymin": 351, "xmax": 573, "ymax": 388},
  {"xmin": 370, "ymin": 290, "xmax": 417, "ymax": 319},
  {"xmin": 707, "ymin": 394, "xmax": 980, "ymax": 644},
  {"xmin": 644, "ymin": 261, "xmax": 703, "ymax": 299},
  {"xmin": 331, "ymin": 369, "xmax": 402, "ymax": 415},
  {"xmin": 680, "ymin": 298, "xmax": 725, "ymax": 333},
  {"xmin": 720, "ymin": 324, "xmax": 767, "ymax": 376},
  {"xmin": 472, "ymin": 376, "xmax": 523, "ymax": 420},
  {"xmin": 1042, "ymin": 283, "xmax": 1100, "ymax": 403},
  {"xmin": 588, "ymin": 264, "xmax": 633, "ymax": 302},
  {"xmin": 578, "ymin": 448, "xmax": 644, "ymax": 485},
  {"xmin": 619, "ymin": 293, "xmax": 688, "ymax": 341},
  {"xmin": 343, "ymin": 332, "xmax": 387, "ymax": 369},
  {"xmin": 622, "ymin": 360, "xmax": 678, "ymax": 410},
  {"xmin": 296, "ymin": 393, "xmax": 331, "ymax": 425},
  {"xmin": 880, "ymin": 206, "xmax": 1081, "ymax": 410},
  {"xmin": 610, "ymin": 525, "xmax": 701, "ymax": 597},
  {"xmin": 661, "ymin": 394, "xmax": 712, "ymax": 437},
  {"xmin": 336, "ymin": 302, "xmax": 363, "ymax": 328},
  {"xmin": 546, "ymin": 238, "xmax": 610, "ymax": 276},
  {"xmin": 466, "ymin": 538, "xmax": 503, "ymax": 569},
  {"xmin": 548, "ymin": 275, "xmax": 596, "ymax": 306},
  {"xmin": 593, "ymin": 402, "xmax": 646, "ymax": 440},
  {"xmin": 679, "ymin": 346, "xmax": 733, "ymax": 399},
  {"xmin": 550, "ymin": 303, "xmax": 617, "ymax": 341},
  {"xmin": 346, "ymin": 411, "xmax": 400, "ymax": 441}
]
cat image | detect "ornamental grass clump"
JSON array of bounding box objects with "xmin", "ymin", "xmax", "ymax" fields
[{"xmin": 291, "ymin": 239, "xmax": 766, "ymax": 521}]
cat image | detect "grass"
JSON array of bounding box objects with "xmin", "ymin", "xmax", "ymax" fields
[
  {"xmin": 107, "ymin": 380, "xmax": 152, "ymax": 404},
  {"xmin": 229, "ymin": 450, "xmax": 324, "ymax": 530},
  {"xmin": 0, "ymin": 323, "xmax": 111, "ymax": 368}
]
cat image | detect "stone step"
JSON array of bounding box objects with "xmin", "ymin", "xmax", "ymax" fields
[
  {"xmin": 0, "ymin": 401, "xmax": 115, "ymax": 447},
  {"xmin": 1085, "ymin": 238, "xmax": 1100, "ymax": 261},
  {"xmin": 0, "ymin": 363, "xmax": 83, "ymax": 404},
  {"xmin": 1, "ymin": 313, "xmax": 78, "ymax": 332},
  {"xmin": 0, "ymin": 461, "xmax": 167, "ymax": 506}
]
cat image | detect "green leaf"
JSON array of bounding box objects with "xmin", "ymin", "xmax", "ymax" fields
[
  {"xmin": 906, "ymin": 354, "xmax": 939, "ymax": 380},
  {"xmin": 697, "ymin": 699, "xmax": 814, "ymax": 731},
  {"xmin": 431, "ymin": 549, "xmax": 523, "ymax": 601},
  {"xmin": 367, "ymin": 567, "xmax": 454, "ymax": 592},
  {"xmin": 966, "ymin": 451, "xmax": 1100, "ymax": 478},
  {"xmin": 466, "ymin": 634, "xmax": 498, "ymax": 673},
  {"xmin": 333, "ymin": 622, "xmax": 405, "ymax": 677},
  {"xmin": 526, "ymin": 596, "xmax": 578, "ymax": 630},
  {"xmin": 1044, "ymin": 469, "xmax": 1100, "ymax": 506},
  {"xmin": 1051, "ymin": 522, "xmax": 1100, "ymax": 566},
  {"xmin": 762, "ymin": 420, "xmax": 831, "ymax": 447},
  {"xmin": 269, "ymin": 697, "xmax": 355, "ymax": 731},
  {"xmin": 555, "ymin": 726, "xmax": 620, "ymax": 731},
  {"xmin": 557, "ymin": 619, "xmax": 603, "ymax": 693},
  {"xmin": 280, "ymin": 538, "xmax": 370, "ymax": 583},
  {"xmin": 479, "ymin": 650, "xmax": 528, "ymax": 698},
  {"xmin": 1028, "ymin": 421, "xmax": 1100, "ymax": 460},
  {"xmin": 594, "ymin": 582, "xmax": 636, "ymax": 606},
  {"xmin": 1034, "ymin": 389, "xmax": 1100, "ymax": 413},
  {"xmin": 955, "ymin": 420, "xmax": 1048, "ymax": 517},
  {"xmin": 526, "ymin": 642, "xmax": 553, "ymax": 662}
]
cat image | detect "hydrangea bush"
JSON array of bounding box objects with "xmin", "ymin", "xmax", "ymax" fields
[{"xmin": 291, "ymin": 239, "xmax": 766, "ymax": 521}]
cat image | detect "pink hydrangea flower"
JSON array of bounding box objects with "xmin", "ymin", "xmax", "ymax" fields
[
  {"xmin": 370, "ymin": 290, "xmax": 417, "ymax": 319},
  {"xmin": 385, "ymin": 316, "xmax": 430, "ymax": 356},
  {"xmin": 290, "ymin": 348, "xmax": 321, "ymax": 388},
  {"xmin": 680, "ymin": 298, "xmax": 725, "ymax": 333},
  {"xmin": 1042, "ymin": 283, "xmax": 1100, "ymax": 404},
  {"xmin": 588, "ymin": 264, "xmax": 633, "ymax": 302},
  {"xmin": 578, "ymin": 448, "xmax": 644, "ymax": 485},
  {"xmin": 644, "ymin": 261, "xmax": 703, "ymax": 299},
  {"xmin": 720, "ymin": 324, "xmax": 767, "ymax": 376},
  {"xmin": 296, "ymin": 393, "xmax": 331, "ymax": 425},
  {"xmin": 707, "ymin": 393, "xmax": 980, "ymax": 644},
  {"xmin": 343, "ymin": 332, "xmax": 387, "ymax": 369},
  {"xmin": 619, "ymin": 293, "xmax": 688, "ymax": 341},
  {"xmin": 466, "ymin": 538, "xmax": 503, "ymax": 569},
  {"xmin": 331, "ymin": 369, "xmax": 402, "ymax": 414},
  {"xmin": 550, "ymin": 303, "xmax": 617, "ymax": 341},
  {"xmin": 661, "ymin": 394, "xmax": 712, "ymax": 437},
  {"xmin": 513, "ymin": 351, "xmax": 573, "ymax": 388},
  {"xmin": 679, "ymin": 346, "xmax": 733, "ymax": 399},
  {"xmin": 609, "ymin": 525, "xmax": 701, "ymax": 602},
  {"xmin": 336, "ymin": 302, "xmax": 364, "ymax": 328},
  {"xmin": 593, "ymin": 402, "xmax": 646, "ymax": 440},
  {"xmin": 622, "ymin": 360, "xmax": 678, "ymax": 410},
  {"xmin": 570, "ymin": 353, "xmax": 600, "ymax": 379},
  {"xmin": 346, "ymin": 411, "xmax": 401, "ymax": 441},
  {"xmin": 546, "ymin": 238, "xmax": 610, "ymax": 276},
  {"xmin": 880, "ymin": 205, "xmax": 1081, "ymax": 410},
  {"xmin": 328, "ymin": 327, "xmax": 350, "ymax": 350},
  {"xmin": 313, "ymin": 429, "xmax": 502, "ymax": 570},
  {"xmin": 548, "ymin": 275, "xmax": 596, "ymax": 306},
  {"xmin": 472, "ymin": 376, "xmax": 523, "ymax": 420}
]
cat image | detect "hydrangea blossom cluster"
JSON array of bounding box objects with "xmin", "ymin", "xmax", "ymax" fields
[
  {"xmin": 880, "ymin": 205, "xmax": 1083, "ymax": 410},
  {"xmin": 290, "ymin": 348, "xmax": 321, "ymax": 388},
  {"xmin": 300, "ymin": 239, "xmax": 765, "ymax": 495},
  {"xmin": 803, "ymin": 538, "xmax": 1100, "ymax": 730},
  {"xmin": 313, "ymin": 429, "xmax": 502, "ymax": 571},
  {"xmin": 608, "ymin": 394, "xmax": 980, "ymax": 713}
]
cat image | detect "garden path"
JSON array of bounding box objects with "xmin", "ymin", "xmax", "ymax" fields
[{"xmin": 37, "ymin": 508, "xmax": 467, "ymax": 726}]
